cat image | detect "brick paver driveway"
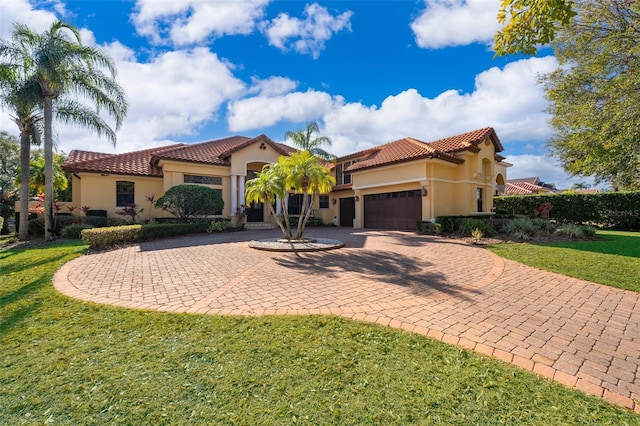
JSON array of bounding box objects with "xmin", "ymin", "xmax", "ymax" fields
[{"xmin": 54, "ymin": 228, "xmax": 640, "ymax": 412}]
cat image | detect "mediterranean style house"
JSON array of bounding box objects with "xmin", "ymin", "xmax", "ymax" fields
[{"xmin": 61, "ymin": 127, "xmax": 510, "ymax": 230}]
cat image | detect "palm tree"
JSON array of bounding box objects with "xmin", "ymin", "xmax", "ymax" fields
[
  {"xmin": 284, "ymin": 121, "xmax": 336, "ymax": 161},
  {"xmin": 0, "ymin": 39, "xmax": 43, "ymax": 240},
  {"xmin": 8, "ymin": 21, "xmax": 127, "ymax": 240},
  {"xmin": 245, "ymin": 163, "xmax": 290, "ymax": 238},
  {"xmin": 283, "ymin": 151, "xmax": 335, "ymax": 239}
]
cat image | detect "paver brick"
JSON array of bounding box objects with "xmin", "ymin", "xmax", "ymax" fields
[{"xmin": 53, "ymin": 228, "xmax": 640, "ymax": 411}]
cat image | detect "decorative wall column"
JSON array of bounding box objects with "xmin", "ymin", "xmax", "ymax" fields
[
  {"xmin": 275, "ymin": 195, "xmax": 282, "ymax": 215},
  {"xmin": 238, "ymin": 174, "xmax": 246, "ymax": 208},
  {"xmin": 230, "ymin": 174, "xmax": 238, "ymax": 215}
]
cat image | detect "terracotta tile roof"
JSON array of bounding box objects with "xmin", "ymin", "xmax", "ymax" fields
[
  {"xmin": 506, "ymin": 181, "xmax": 554, "ymax": 195},
  {"xmin": 152, "ymin": 136, "xmax": 251, "ymax": 166},
  {"xmin": 331, "ymin": 183, "xmax": 353, "ymax": 191},
  {"xmin": 66, "ymin": 150, "xmax": 114, "ymax": 164},
  {"xmin": 63, "ymin": 144, "xmax": 186, "ymax": 177},
  {"xmin": 508, "ymin": 176, "xmax": 540, "ymax": 185},
  {"xmin": 427, "ymin": 127, "xmax": 503, "ymax": 153},
  {"xmin": 63, "ymin": 136, "xmax": 300, "ymax": 177},
  {"xmin": 345, "ymin": 127, "xmax": 502, "ymax": 172}
]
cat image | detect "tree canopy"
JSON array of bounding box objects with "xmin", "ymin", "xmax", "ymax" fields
[
  {"xmin": 0, "ymin": 21, "xmax": 127, "ymax": 240},
  {"xmin": 245, "ymin": 151, "xmax": 335, "ymax": 241},
  {"xmin": 284, "ymin": 122, "xmax": 336, "ymax": 161},
  {"xmin": 542, "ymin": 0, "xmax": 640, "ymax": 190},
  {"xmin": 494, "ymin": 0, "xmax": 577, "ymax": 55}
]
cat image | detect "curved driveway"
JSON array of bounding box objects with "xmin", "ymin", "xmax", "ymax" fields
[{"xmin": 54, "ymin": 228, "xmax": 640, "ymax": 412}]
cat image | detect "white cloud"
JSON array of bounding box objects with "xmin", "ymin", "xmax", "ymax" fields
[
  {"xmin": 263, "ymin": 3, "xmax": 353, "ymax": 58},
  {"xmin": 132, "ymin": 0, "xmax": 270, "ymax": 45},
  {"xmin": 410, "ymin": 0, "xmax": 500, "ymax": 49},
  {"xmin": 247, "ymin": 76, "xmax": 298, "ymax": 97},
  {"xmin": 108, "ymin": 47, "xmax": 245, "ymax": 151},
  {"xmin": 322, "ymin": 56, "xmax": 558, "ymax": 156},
  {"xmin": 227, "ymin": 90, "xmax": 339, "ymax": 131},
  {"xmin": 0, "ymin": 0, "xmax": 58, "ymax": 39}
]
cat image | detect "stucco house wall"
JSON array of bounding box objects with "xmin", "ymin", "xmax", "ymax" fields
[{"xmin": 61, "ymin": 127, "xmax": 510, "ymax": 230}]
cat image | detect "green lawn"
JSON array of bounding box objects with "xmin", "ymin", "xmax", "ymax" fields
[
  {"xmin": 489, "ymin": 230, "xmax": 640, "ymax": 293},
  {"xmin": 1, "ymin": 242, "xmax": 639, "ymax": 424}
]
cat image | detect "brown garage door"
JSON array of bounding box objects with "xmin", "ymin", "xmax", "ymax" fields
[{"xmin": 364, "ymin": 190, "xmax": 422, "ymax": 230}]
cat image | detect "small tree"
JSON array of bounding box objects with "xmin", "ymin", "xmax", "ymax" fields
[
  {"xmin": 245, "ymin": 152, "xmax": 335, "ymax": 241},
  {"xmin": 156, "ymin": 185, "xmax": 223, "ymax": 222}
]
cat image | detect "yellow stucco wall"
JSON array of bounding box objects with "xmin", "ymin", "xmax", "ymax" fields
[{"xmin": 72, "ymin": 173, "xmax": 165, "ymax": 219}]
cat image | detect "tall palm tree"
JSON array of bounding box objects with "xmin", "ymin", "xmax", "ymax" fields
[
  {"xmin": 0, "ymin": 39, "xmax": 43, "ymax": 240},
  {"xmin": 283, "ymin": 151, "xmax": 335, "ymax": 239},
  {"xmin": 9, "ymin": 21, "xmax": 128, "ymax": 240},
  {"xmin": 284, "ymin": 121, "xmax": 336, "ymax": 161}
]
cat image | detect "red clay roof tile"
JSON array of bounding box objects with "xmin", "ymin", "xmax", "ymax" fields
[{"xmin": 63, "ymin": 144, "xmax": 186, "ymax": 177}]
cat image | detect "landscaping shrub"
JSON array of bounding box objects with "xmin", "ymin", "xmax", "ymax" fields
[
  {"xmin": 288, "ymin": 216, "xmax": 324, "ymax": 227},
  {"xmin": 459, "ymin": 218, "xmax": 493, "ymax": 237},
  {"xmin": 82, "ymin": 225, "xmax": 141, "ymax": 249},
  {"xmin": 85, "ymin": 209, "xmax": 108, "ymax": 227},
  {"xmin": 207, "ymin": 220, "xmax": 245, "ymax": 233},
  {"xmin": 81, "ymin": 222, "xmax": 210, "ymax": 249},
  {"xmin": 62, "ymin": 223, "xmax": 94, "ymax": 239},
  {"xmin": 555, "ymin": 223, "xmax": 597, "ymax": 239},
  {"xmin": 156, "ymin": 185, "xmax": 224, "ymax": 222},
  {"xmin": 494, "ymin": 192, "xmax": 640, "ymax": 229},
  {"xmin": 502, "ymin": 217, "xmax": 536, "ymax": 240},
  {"xmin": 417, "ymin": 221, "xmax": 442, "ymax": 235},
  {"xmin": 435, "ymin": 214, "xmax": 499, "ymax": 233}
]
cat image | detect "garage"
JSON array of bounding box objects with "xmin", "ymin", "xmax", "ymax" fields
[{"xmin": 364, "ymin": 189, "xmax": 422, "ymax": 230}]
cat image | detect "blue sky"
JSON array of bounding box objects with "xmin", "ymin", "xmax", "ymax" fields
[{"xmin": 1, "ymin": 0, "xmax": 588, "ymax": 188}]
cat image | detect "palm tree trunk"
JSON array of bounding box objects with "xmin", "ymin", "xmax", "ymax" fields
[
  {"xmin": 264, "ymin": 192, "xmax": 288, "ymax": 238},
  {"xmin": 295, "ymin": 192, "xmax": 308, "ymax": 239},
  {"xmin": 43, "ymin": 95, "xmax": 54, "ymax": 241},
  {"xmin": 18, "ymin": 129, "xmax": 31, "ymax": 240}
]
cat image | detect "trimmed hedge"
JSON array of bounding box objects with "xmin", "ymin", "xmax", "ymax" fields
[
  {"xmin": 494, "ymin": 192, "xmax": 640, "ymax": 230},
  {"xmin": 288, "ymin": 216, "xmax": 324, "ymax": 227},
  {"xmin": 435, "ymin": 214, "xmax": 509, "ymax": 234},
  {"xmin": 82, "ymin": 222, "xmax": 210, "ymax": 249}
]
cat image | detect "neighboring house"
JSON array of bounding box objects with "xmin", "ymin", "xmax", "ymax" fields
[
  {"xmin": 62, "ymin": 127, "xmax": 510, "ymax": 230},
  {"xmin": 506, "ymin": 177, "xmax": 558, "ymax": 195}
]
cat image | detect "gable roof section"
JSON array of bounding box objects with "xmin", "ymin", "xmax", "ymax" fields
[
  {"xmin": 345, "ymin": 127, "xmax": 500, "ymax": 172},
  {"xmin": 151, "ymin": 136, "xmax": 251, "ymax": 166},
  {"xmin": 63, "ymin": 144, "xmax": 186, "ymax": 177},
  {"xmin": 427, "ymin": 127, "xmax": 503, "ymax": 153},
  {"xmin": 506, "ymin": 181, "xmax": 554, "ymax": 195}
]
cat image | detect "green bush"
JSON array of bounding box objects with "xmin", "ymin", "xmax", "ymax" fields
[
  {"xmin": 459, "ymin": 218, "xmax": 493, "ymax": 237},
  {"xmin": 156, "ymin": 185, "xmax": 224, "ymax": 222},
  {"xmin": 82, "ymin": 225, "xmax": 141, "ymax": 249},
  {"xmin": 81, "ymin": 223, "xmax": 210, "ymax": 249},
  {"xmin": 207, "ymin": 220, "xmax": 245, "ymax": 233},
  {"xmin": 494, "ymin": 192, "xmax": 640, "ymax": 230},
  {"xmin": 62, "ymin": 223, "xmax": 94, "ymax": 239},
  {"xmin": 555, "ymin": 223, "xmax": 597, "ymax": 239},
  {"xmin": 288, "ymin": 216, "xmax": 324, "ymax": 227},
  {"xmin": 417, "ymin": 221, "xmax": 442, "ymax": 235},
  {"xmin": 435, "ymin": 214, "xmax": 500, "ymax": 233},
  {"xmin": 502, "ymin": 217, "xmax": 536, "ymax": 240}
]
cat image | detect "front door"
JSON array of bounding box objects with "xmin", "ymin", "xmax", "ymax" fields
[
  {"xmin": 246, "ymin": 201, "xmax": 264, "ymax": 222},
  {"xmin": 339, "ymin": 197, "xmax": 355, "ymax": 227}
]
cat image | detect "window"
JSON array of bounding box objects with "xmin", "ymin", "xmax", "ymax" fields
[
  {"xmin": 335, "ymin": 159, "xmax": 359, "ymax": 185},
  {"xmin": 288, "ymin": 194, "xmax": 311, "ymax": 215},
  {"xmin": 184, "ymin": 175, "xmax": 222, "ymax": 185},
  {"xmin": 116, "ymin": 181, "xmax": 135, "ymax": 207},
  {"xmin": 477, "ymin": 188, "xmax": 483, "ymax": 212},
  {"xmin": 319, "ymin": 195, "xmax": 330, "ymax": 209}
]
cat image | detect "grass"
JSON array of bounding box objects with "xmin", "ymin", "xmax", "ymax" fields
[
  {"xmin": 489, "ymin": 230, "xmax": 640, "ymax": 293},
  {"xmin": 1, "ymin": 242, "xmax": 639, "ymax": 424}
]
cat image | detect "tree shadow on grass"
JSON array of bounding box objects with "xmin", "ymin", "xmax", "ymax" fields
[
  {"xmin": 273, "ymin": 249, "xmax": 483, "ymax": 302},
  {"xmin": 0, "ymin": 276, "xmax": 48, "ymax": 335}
]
